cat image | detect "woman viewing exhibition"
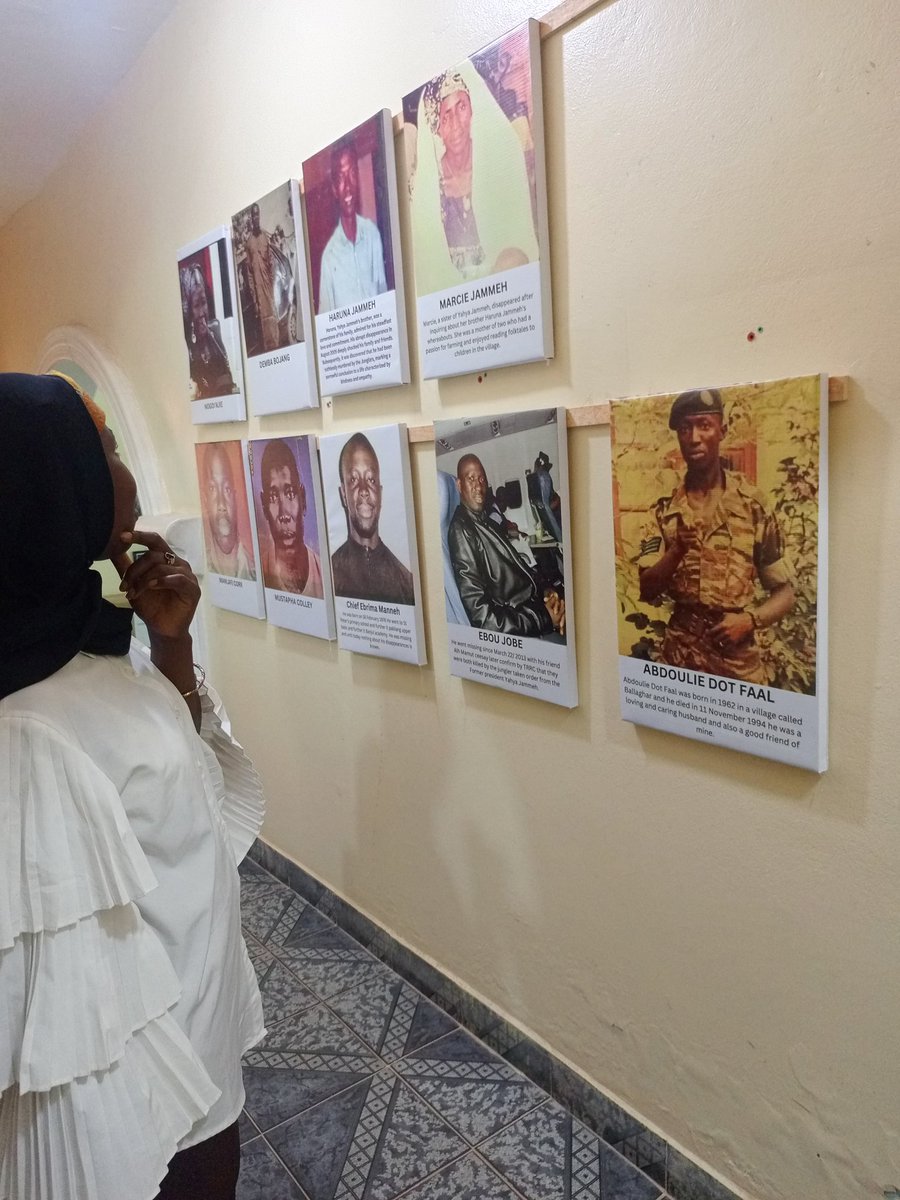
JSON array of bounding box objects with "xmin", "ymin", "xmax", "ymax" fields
[{"xmin": 0, "ymin": 372, "xmax": 265, "ymax": 1199}]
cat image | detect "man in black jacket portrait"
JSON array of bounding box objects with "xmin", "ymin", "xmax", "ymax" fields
[{"xmin": 448, "ymin": 454, "xmax": 565, "ymax": 638}]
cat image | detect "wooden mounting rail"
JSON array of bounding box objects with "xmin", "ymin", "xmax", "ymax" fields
[
  {"xmin": 405, "ymin": 376, "xmax": 850, "ymax": 444},
  {"xmin": 539, "ymin": 0, "xmax": 608, "ymax": 37}
]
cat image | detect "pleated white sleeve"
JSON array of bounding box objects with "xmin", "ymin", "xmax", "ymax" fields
[
  {"xmin": 0, "ymin": 714, "xmax": 221, "ymax": 1200},
  {"xmin": 198, "ymin": 686, "xmax": 265, "ymax": 864}
]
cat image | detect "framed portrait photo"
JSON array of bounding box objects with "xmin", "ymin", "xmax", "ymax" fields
[
  {"xmin": 610, "ymin": 374, "xmax": 828, "ymax": 771},
  {"xmin": 303, "ymin": 110, "xmax": 410, "ymax": 397},
  {"xmin": 178, "ymin": 227, "xmax": 246, "ymax": 423},
  {"xmin": 403, "ymin": 20, "xmax": 553, "ymax": 379}
]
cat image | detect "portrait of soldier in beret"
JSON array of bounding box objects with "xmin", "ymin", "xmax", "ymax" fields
[{"xmin": 636, "ymin": 388, "xmax": 795, "ymax": 683}]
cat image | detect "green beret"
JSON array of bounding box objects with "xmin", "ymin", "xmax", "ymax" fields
[{"xmin": 668, "ymin": 388, "xmax": 724, "ymax": 429}]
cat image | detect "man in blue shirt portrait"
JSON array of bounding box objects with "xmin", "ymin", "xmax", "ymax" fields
[{"xmin": 318, "ymin": 142, "xmax": 388, "ymax": 312}]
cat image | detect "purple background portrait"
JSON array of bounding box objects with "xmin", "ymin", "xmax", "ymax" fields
[{"xmin": 250, "ymin": 435, "xmax": 322, "ymax": 561}]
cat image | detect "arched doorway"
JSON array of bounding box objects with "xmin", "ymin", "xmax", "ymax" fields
[
  {"xmin": 37, "ymin": 325, "xmax": 170, "ymax": 511},
  {"xmin": 36, "ymin": 326, "xmax": 206, "ymax": 663}
]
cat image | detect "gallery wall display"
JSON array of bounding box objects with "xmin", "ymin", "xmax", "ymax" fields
[
  {"xmin": 173, "ymin": 21, "xmax": 839, "ymax": 773},
  {"xmin": 232, "ymin": 181, "xmax": 319, "ymax": 416},
  {"xmin": 249, "ymin": 435, "xmax": 336, "ymax": 639},
  {"xmin": 319, "ymin": 423, "xmax": 426, "ymax": 665},
  {"xmin": 609, "ymin": 374, "xmax": 828, "ymax": 771},
  {"xmin": 302, "ymin": 110, "xmax": 410, "ymax": 397},
  {"xmin": 434, "ymin": 408, "xmax": 577, "ymax": 706},
  {"xmin": 403, "ymin": 19, "xmax": 553, "ymax": 380},
  {"xmin": 178, "ymin": 227, "xmax": 247, "ymax": 423},
  {"xmin": 194, "ymin": 439, "xmax": 266, "ymax": 618}
]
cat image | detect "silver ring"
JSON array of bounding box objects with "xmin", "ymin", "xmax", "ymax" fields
[{"xmin": 164, "ymin": 550, "xmax": 176, "ymax": 566}]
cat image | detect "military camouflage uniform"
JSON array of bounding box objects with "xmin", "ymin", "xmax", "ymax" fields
[{"xmin": 638, "ymin": 470, "xmax": 792, "ymax": 682}]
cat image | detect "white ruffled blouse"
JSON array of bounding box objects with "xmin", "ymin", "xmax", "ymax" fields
[{"xmin": 0, "ymin": 643, "xmax": 266, "ymax": 1200}]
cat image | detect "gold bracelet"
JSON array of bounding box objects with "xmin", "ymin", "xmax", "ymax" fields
[{"xmin": 180, "ymin": 663, "xmax": 206, "ymax": 698}]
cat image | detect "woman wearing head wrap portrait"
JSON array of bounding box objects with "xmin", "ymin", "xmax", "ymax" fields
[
  {"xmin": 0, "ymin": 373, "xmax": 264, "ymax": 1200},
  {"xmin": 410, "ymin": 58, "xmax": 540, "ymax": 295}
]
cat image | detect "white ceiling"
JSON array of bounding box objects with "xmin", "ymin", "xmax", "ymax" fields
[{"xmin": 0, "ymin": 0, "xmax": 177, "ymax": 226}]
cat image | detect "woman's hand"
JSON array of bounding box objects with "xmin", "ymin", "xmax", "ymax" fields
[{"xmin": 114, "ymin": 531, "xmax": 201, "ymax": 642}]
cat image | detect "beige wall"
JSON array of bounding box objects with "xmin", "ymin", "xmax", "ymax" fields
[{"xmin": 2, "ymin": 1, "xmax": 899, "ymax": 1196}]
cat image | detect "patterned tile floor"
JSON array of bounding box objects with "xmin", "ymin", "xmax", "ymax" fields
[{"xmin": 237, "ymin": 859, "xmax": 670, "ymax": 1200}]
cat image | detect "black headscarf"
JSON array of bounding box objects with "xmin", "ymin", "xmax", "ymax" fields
[{"xmin": 0, "ymin": 373, "xmax": 133, "ymax": 700}]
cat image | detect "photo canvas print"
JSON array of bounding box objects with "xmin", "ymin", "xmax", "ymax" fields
[
  {"xmin": 249, "ymin": 435, "xmax": 336, "ymax": 639},
  {"xmin": 319, "ymin": 423, "xmax": 425, "ymax": 664},
  {"xmin": 195, "ymin": 439, "xmax": 265, "ymax": 618},
  {"xmin": 232, "ymin": 181, "xmax": 319, "ymax": 415},
  {"xmin": 434, "ymin": 407, "xmax": 577, "ymax": 707},
  {"xmin": 178, "ymin": 227, "xmax": 246, "ymax": 423},
  {"xmin": 610, "ymin": 374, "xmax": 828, "ymax": 771},
  {"xmin": 403, "ymin": 19, "xmax": 553, "ymax": 379},
  {"xmin": 303, "ymin": 110, "xmax": 409, "ymax": 396}
]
